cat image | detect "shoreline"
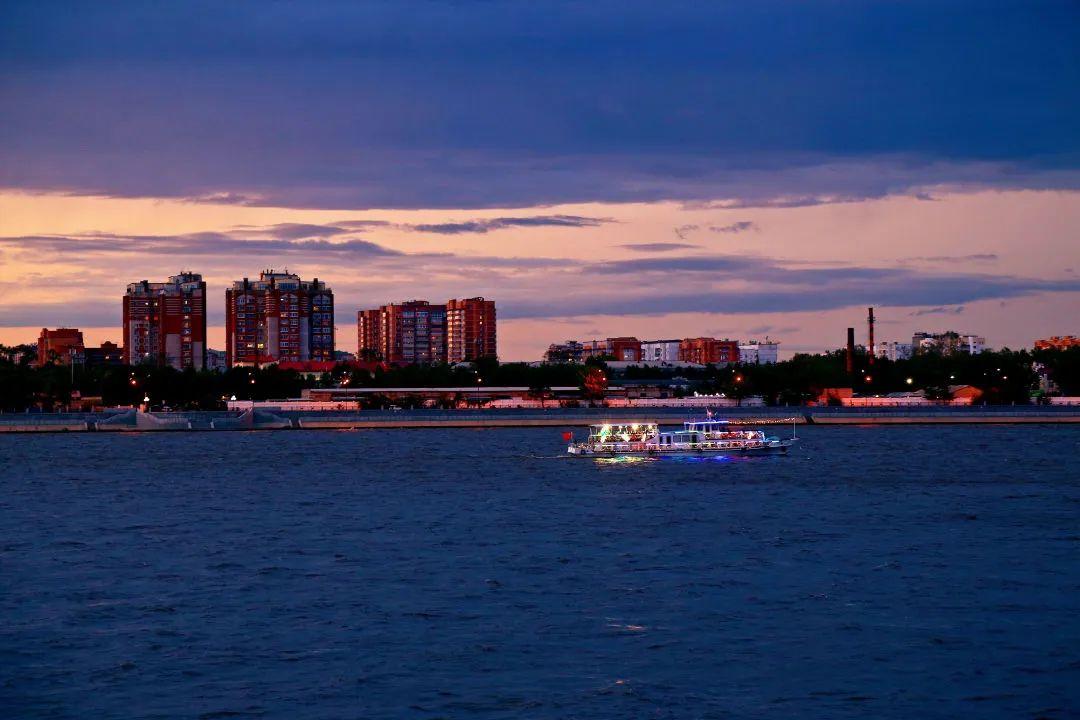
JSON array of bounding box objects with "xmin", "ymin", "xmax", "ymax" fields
[{"xmin": 2, "ymin": 407, "xmax": 1080, "ymax": 432}]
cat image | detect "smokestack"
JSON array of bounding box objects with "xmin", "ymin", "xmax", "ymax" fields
[
  {"xmin": 846, "ymin": 327, "xmax": 855, "ymax": 374},
  {"xmin": 867, "ymin": 307, "xmax": 875, "ymax": 366}
]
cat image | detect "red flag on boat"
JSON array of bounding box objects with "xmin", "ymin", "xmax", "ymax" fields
[{"xmin": 562, "ymin": 431, "xmax": 573, "ymax": 441}]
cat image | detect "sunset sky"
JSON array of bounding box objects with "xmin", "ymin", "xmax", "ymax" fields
[{"xmin": 1, "ymin": 2, "xmax": 1078, "ymax": 360}]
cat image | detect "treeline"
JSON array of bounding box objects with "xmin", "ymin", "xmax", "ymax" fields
[
  {"xmin": 643, "ymin": 346, "xmax": 1080, "ymax": 405},
  {"xmin": 0, "ymin": 351, "xmax": 600, "ymax": 412},
  {"xmin": 2, "ymin": 343, "xmax": 1079, "ymax": 412},
  {"xmin": 651, "ymin": 348, "xmax": 1042, "ymax": 406},
  {"xmin": 0, "ymin": 360, "xmax": 314, "ymax": 412}
]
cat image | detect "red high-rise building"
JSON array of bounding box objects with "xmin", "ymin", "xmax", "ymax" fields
[
  {"xmin": 678, "ymin": 337, "xmax": 740, "ymax": 365},
  {"xmin": 446, "ymin": 297, "xmax": 497, "ymax": 362},
  {"xmin": 225, "ymin": 271, "xmax": 334, "ymax": 367},
  {"xmin": 356, "ymin": 300, "xmax": 446, "ymax": 364},
  {"xmin": 356, "ymin": 308, "xmax": 382, "ymax": 361},
  {"xmin": 358, "ymin": 297, "xmax": 497, "ymax": 365},
  {"xmin": 123, "ymin": 272, "xmax": 207, "ymax": 369},
  {"xmin": 36, "ymin": 328, "xmax": 85, "ymax": 366}
]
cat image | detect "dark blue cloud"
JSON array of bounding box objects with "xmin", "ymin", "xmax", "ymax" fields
[
  {"xmin": 901, "ymin": 254, "xmax": 999, "ymax": 264},
  {"xmin": 237, "ymin": 223, "xmax": 353, "ymax": 240},
  {"xmin": 910, "ymin": 305, "xmax": 966, "ymax": 316},
  {"xmin": 0, "ymin": 232, "xmax": 404, "ymax": 258},
  {"xmin": 0, "ymin": 1, "xmax": 1077, "ymax": 207},
  {"xmin": 410, "ymin": 215, "xmax": 612, "ymax": 234},
  {"xmin": 619, "ymin": 243, "xmax": 700, "ymax": 253},
  {"xmin": 711, "ymin": 221, "xmax": 758, "ymax": 234}
]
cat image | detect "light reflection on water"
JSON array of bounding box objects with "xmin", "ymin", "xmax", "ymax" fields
[{"xmin": 591, "ymin": 455, "xmax": 658, "ymax": 465}]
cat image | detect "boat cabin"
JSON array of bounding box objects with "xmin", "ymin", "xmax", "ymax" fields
[
  {"xmin": 587, "ymin": 423, "xmax": 659, "ymax": 444},
  {"xmin": 684, "ymin": 420, "xmax": 766, "ymax": 441}
]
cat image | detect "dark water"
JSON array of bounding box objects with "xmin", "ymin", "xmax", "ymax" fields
[{"xmin": 1, "ymin": 426, "xmax": 1078, "ymax": 719}]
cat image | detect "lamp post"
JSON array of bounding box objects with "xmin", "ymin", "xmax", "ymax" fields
[{"xmin": 475, "ymin": 374, "xmax": 482, "ymax": 409}]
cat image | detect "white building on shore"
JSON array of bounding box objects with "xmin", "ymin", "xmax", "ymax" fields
[
  {"xmin": 738, "ymin": 340, "xmax": 779, "ymax": 364},
  {"xmin": 912, "ymin": 331, "xmax": 987, "ymax": 355},
  {"xmin": 640, "ymin": 339, "xmax": 682, "ymax": 364},
  {"xmin": 876, "ymin": 341, "xmax": 914, "ymax": 361}
]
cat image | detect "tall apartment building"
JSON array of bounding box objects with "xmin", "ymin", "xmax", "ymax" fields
[
  {"xmin": 446, "ymin": 297, "xmax": 497, "ymax": 362},
  {"xmin": 36, "ymin": 327, "xmax": 85, "ymax": 366},
  {"xmin": 356, "ymin": 308, "xmax": 381, "ymax": 360},
  {"xmin": 356, "ymin": 300, "xmax": 446, "ymax": 363},
  {"xmin": 123, "ymin": 272, "xmax": 208, "ymax": 369},
  {"xmin": 679, "ymin": 337, "xmax": 740, "ymax": 365},
  {"xmin": 358, "ymin": 297, "xmax": 496, "ymax": 364},
  {"xmin": 225, "ymin": 271, "xmax": 334, "ymax": 367}
]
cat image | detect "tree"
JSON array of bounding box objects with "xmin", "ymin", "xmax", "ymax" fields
[
  {"xmin": 528, "ymin": 381, "xmax": 552, "ymax": 408},
  {"xmin": 1034, "ymin": 347, "xmax": 1080, "ymax": 395},
  {"xmin": 581, "ymin": 367, "xmax": 608, "ymax": 401}
]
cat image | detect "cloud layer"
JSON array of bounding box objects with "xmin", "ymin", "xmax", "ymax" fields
[
  {"xmin": 2, "ymin": 224, "xmax": 1076, "ymax": 328},
  {"xmin": 1, "ymin": 2, "xmax": 1077, "ymax": 208}
]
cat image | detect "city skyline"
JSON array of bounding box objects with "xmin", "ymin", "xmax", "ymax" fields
[{"xmin": 1, "ymin": 3, "xmax": 1078, "ymax": 360}]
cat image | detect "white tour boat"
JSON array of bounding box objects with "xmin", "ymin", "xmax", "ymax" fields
[{"xmin": 566, "ymin": 417, "xmax": 797, "ymax": 457}]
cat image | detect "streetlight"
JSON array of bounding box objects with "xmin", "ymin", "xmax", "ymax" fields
[
  {"xmin": 475, "ymin": 374, "xmax": 482, "ymax": 409},
  {"xmin": 906, "ymin": 377, "xmax": 914, "ymax": 385}
]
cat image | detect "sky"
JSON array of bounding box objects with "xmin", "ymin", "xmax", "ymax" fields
[{"xmin": 1, "ymin": 1, "xmax": 1078, "ymax": 360}]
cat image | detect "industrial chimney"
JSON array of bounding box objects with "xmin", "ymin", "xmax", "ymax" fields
[
  {"xmin": 846, "ymin": 327, "xmax": 855, "ymax": 374},
  {"xmin": 867, "ymin": 307, "xmax": 875, "ymax": 366}
]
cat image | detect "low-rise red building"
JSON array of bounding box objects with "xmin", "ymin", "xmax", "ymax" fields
[
  {"xmin": 1035, "ymin": 336, "xmax": 1080, "ymax": 351},
  {"xmin": 678, "ymin": 337, "xmax": 739, "ymax": 365},
  {"xmin": 85, "ymin": 341, "xmax": 123, "ymax": 367},
  {"xmin": 36, "ymin": 328, "xmax": 84, "ymax": 366},
  {"xmin": 608, "ymin": 337, "xmax": 643, "ymax": 362}
]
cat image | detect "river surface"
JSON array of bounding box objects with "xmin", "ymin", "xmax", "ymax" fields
[{"xmin": 1, "ymin": 426, "xmax": 1078, "ymax": 719}]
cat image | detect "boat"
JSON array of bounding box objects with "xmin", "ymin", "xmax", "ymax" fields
[{"xmin": 565, "ymin": 417, "xmax": 797, "ymax": 457}]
